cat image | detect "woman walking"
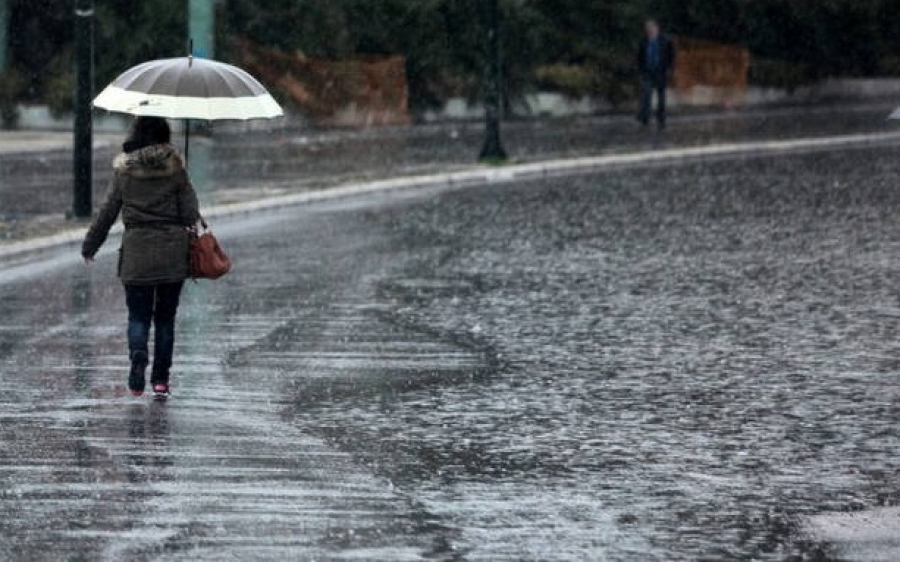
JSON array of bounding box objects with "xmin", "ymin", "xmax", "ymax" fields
[{"xmin": 82, "ymin": 116, "xmax": 200, "ymax": 398}]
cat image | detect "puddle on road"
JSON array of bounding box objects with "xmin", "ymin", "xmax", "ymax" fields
[{"xmin": 263, "ymin": 150, "xmax": 900, "ymax": 560}]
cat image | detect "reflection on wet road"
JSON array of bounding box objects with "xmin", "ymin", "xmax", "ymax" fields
[
  {"xmin": 2, "ymin": 141, "xmax": 900, "ymax": 560},
  {"xmin": 0, "ymin": 211, "xmax": 468, "ymax": 560}
]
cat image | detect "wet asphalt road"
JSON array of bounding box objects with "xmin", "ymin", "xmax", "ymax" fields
[
  {"xmin": 2, "ymin": 139, "xmax": 900, "ymax": 560},
  {"xmin": 1, "ymin": 102, "xmax": 898, "ymax": 238}
]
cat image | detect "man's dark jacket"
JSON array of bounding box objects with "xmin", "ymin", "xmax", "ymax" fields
[{"xmin": 637, "ymin": 34, "xmax": 676, "ymax": 77}]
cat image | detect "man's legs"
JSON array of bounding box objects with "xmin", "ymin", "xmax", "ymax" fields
[
  {"xmin": 638, "ymin": 75, "xmax": 653, "ymax": 125},
  {"xmin": 151, "ymin": 281, "xmax": 184, "ymax": 385},
  {"xmin": 656, "ymin": 79, "xmax": 668, "ymax": 128}
]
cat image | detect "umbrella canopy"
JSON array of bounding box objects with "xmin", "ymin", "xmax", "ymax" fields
[{"xmin": 93, "ymin": 56, "xmax": 282, "ymax": 121}]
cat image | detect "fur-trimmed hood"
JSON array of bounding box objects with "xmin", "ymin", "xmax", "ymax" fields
[{"xmin": 113, "ymin": 144, "xmax": 184, "ymax": 178}]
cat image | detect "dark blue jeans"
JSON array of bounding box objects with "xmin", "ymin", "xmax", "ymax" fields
[
  {"xmin": 125, "ymin": 282, "xmax": 184, "ymax": 383},
  {"xmin": 639, "ymin": 73, "xmax": 668, "ymax": 126}
]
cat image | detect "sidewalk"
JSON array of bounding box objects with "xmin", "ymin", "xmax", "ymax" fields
[
  {"xmin": 0, "ymin": 101, "xmax": 897, "ymax": 251},
  {"xmin": 0, "ymin": 130, "xmax": 120, "ymax": 154}
]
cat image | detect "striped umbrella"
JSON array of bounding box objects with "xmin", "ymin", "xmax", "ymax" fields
[{"xmin": 93, "ymin": 55, "xmax": 283, "ymax": 160}]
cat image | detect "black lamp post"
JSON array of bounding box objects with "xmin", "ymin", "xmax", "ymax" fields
[
  {"xmin": 479, "ymin": 0, "xmax": 507, "ymax": 162},
  {"xmin": 72, "ymin": 0, "xmax": 94, "ymax": 219}
]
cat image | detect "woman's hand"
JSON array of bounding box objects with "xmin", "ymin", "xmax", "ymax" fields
[{"xmin": 83, "ymin": 256, "xmax": 94, "ymax": 266}]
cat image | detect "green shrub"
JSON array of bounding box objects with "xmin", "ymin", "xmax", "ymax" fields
[
  {"xmin": 0, "ymin": 70, "xmax": 26, "ymax": 129},
  {"xmin": 533, "ymin": 64, "xmax": 597, "ymax": 98},
  {"xmin": 44, "ymin": 71, "xmax": 74, "ymax": 119},
  {"xmin": 878, "ymin": 56, "xmax": 900, "ymax": 77},
  {"xmin": 595, "ymin": 53, "xmax": 638, "ymax": 107},
  {"xmin": 532, "ymin": 54, "xmax": 636, "ymax": 108},
  {"xmin": 749, "ymin": 58, "xmax": 817, "ymax": 93}
]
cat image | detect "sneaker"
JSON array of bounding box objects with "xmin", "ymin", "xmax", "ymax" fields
[
  {"xmin": 152, "ymin": 383, "xmax": 170, "ymax": 400},
  {"xmin": 129, "ymin": 354, "xmax": 148, "ymax": 396}
]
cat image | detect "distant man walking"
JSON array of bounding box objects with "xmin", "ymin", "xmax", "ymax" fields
[{"xmin": 637, "ymin": 19, "xmax": 675, "ymax": 129}]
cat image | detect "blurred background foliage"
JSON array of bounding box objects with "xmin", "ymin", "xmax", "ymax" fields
[{"xmin": 3, "ymin": 0, "xmax": 900, "ymax": 115}]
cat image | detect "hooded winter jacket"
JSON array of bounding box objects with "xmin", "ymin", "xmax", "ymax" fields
[{"xmin": 81, "ymin": 144, "xmax": 200, "ymax": 285}]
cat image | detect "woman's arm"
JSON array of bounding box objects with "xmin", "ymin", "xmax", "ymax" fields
[
  {"xmin": 81, "ymin": 176, "xmax": 123, "ymax": 259},
  {"xmin": 178, "ymin": 170, "xmax": 201, "ymax": 226}
]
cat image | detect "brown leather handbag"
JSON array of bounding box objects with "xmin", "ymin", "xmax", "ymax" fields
[{"xmin": 190, "ymin": 217, "xmax": 231, "ymax": 280}]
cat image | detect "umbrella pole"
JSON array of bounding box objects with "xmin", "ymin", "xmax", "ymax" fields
[{"xmin": 184, "ymin": 119, "xmax": 190, "ymax": 166}]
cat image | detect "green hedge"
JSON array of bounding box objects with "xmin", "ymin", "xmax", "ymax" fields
[{"xmin": 3, "ymin": 0, "xmax": 900, "ymax": 115}]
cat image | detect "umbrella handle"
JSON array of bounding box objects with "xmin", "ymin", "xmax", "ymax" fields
[
  {"xmin": 184, "ymin": 119, "xmax": 190, "ymax": 165},
  {"xmin": 183, "ymin": 36, "xmax": 191, "ymax": 164}
]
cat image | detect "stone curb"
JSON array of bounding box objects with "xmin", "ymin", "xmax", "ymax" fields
[{"xmin": 3, "ymin": 130, "xmax": 899, "ymax": 261}]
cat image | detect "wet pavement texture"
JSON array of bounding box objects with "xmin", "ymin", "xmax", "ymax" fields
[
  {"xmin": 1, "ymin": 102, "xmax": 898, "ymax": 242},
  {"xmin": 2, "ymin": 136, "xmax": 900, "ymax": 560}
]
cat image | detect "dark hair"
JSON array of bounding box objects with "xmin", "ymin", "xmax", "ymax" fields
[{"xmin": 123, "ymin": 116, "xmax": 171, "ymax": 153}]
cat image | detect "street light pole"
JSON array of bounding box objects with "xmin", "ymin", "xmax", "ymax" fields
[
  {"xmin": 0, "ymin": 0, "xmax": 10, "ymax": 71},
  {"xmin": 479, "ymin": 0, "xmax": 507, "ymax": 162},
  {"xmin": 72, "ymin": 0, "xmax": 94, "ymax": 219},
  {"xmin": 188, "ymin": 0, "xmax": 215, "ymax": 59}
]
